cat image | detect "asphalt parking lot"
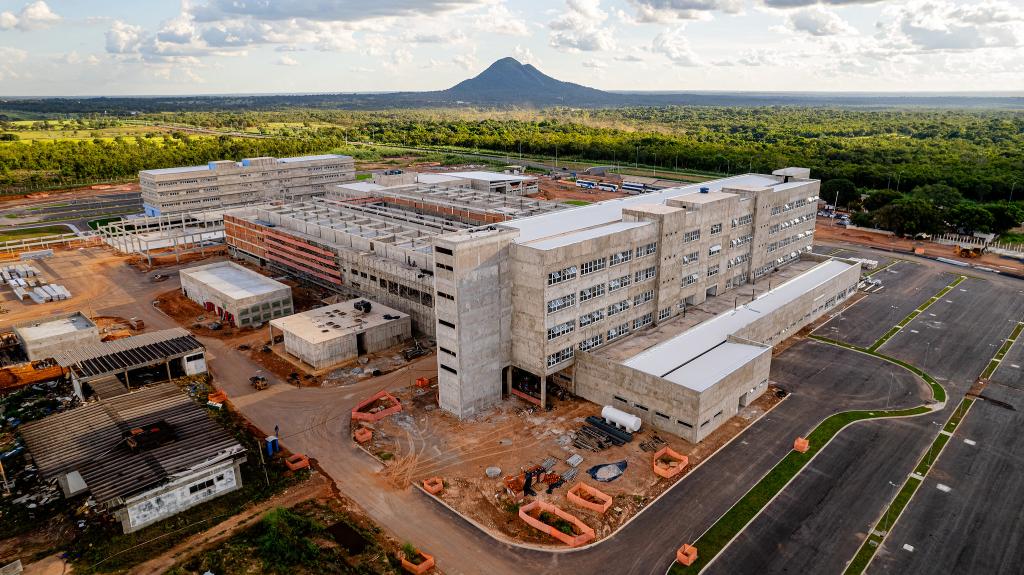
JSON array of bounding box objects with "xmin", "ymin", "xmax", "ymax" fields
[
  {"xmin": 817, "ymin": 262, "xmax": 956, "ymax": 349},
  {"xmin": 871, "ymin": 381, "xmax": 1024, "ymax": 575}
]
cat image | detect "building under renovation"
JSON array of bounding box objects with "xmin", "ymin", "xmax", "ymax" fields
[
  {"xmin": 180, "ymin": 261, "xmax": 293, "ymax": 327},
  {"xmin": 19, "ymin": 383, "xmax": 246, "ymax": 533},
  {"xmin": 11, "ymin": 312, "xmax": 100, "ymax": 361},
  {"xmin": 269, "ymin": 298, "xmax": 411, "ymax": 371},
  {"xmin": 223, "ymin": 172, "xmax": 566, "ymax": 334},
  {"xmin": 140, "ymin": 154, "xmax": 355, "ymax": 216}
]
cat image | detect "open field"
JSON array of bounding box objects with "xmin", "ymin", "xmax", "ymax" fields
[{"xmin": 0, "ymin": 225, "xmax": 75, "ymax": 242}]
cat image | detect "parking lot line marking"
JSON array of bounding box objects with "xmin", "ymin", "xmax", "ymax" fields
[
  {"xmin": 964, "ymin": 439, "xmax": 976, "ymax": 446},
  {"xmin": 903, "ymin": 544, "xmax": 915, "ymax": 552},
  {"xmin": 937, "ymin": 484, "xmax": 952, "ymax": 493}
]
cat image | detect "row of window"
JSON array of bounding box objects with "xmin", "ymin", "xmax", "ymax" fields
[
  {"xmin": 547, "ymin": 320, "xmax": 575, "ymax": 340},
  {"xmin": 547, "ymin": 242, "xmax": 659, "ymax": 286}
]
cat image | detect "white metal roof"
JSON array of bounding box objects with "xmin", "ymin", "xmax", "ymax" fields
[
  {"xmin": 444, "ymin": 171, "xmax": 536, "ymax": 183},
  {"xmin": 278, "ymin": 154, "xmax": 351, "ymax": 163},
  {"xmin": 416, "ymin": 173, "xmax": 469, "ymax": 184},
  {"xmin": 502, "ymin": 174, "xmax": 786, "ymax": 244},
  {"xmin": 623, "ymin": 259, "xmax": 854, "ymax": 387},
  {"xmin": 522, "ymin": 221, "xmax": 652, "ymax": 251},
  {"xmin": 141, "ymin": 165, "xmax": 209, "ymax": 175},
  {"xmin": 662, "ymin": 341, "xmax": 770, "ymax": 392},
  {"xmin": 180, "ymin": 261, "xmax": 289, "ymax": 301},
  {"xmin": 337, "ymin": 181, "xmax": 386, "ymax": 193}
]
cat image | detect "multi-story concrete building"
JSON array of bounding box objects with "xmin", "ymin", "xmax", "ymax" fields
[
  {"xmin": 222, "ymin": 174, "xmax": 566, "ymax": 334},
  {"xmin": 433, "ymin": 168, "xmax": 826, "ymax": 425},
  {"xmin": 140, "ymin": 154, "xmax": 355, "ymax": 216}
]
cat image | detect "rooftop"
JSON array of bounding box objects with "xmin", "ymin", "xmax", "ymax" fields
[
  {"xmin": 621, "ymin": 259, "xmax": 855, "ymax": 389},
  {"xmin": 52, "ymin": 328, "xmax": 203, "ymax": 378},
  {"xmin": 19, "ymin": 383, "xmax": 243, "ymax": 505},
  {"xmin": 443, "ymin": 171, "xmax": 536, "ymax": 183},
  {"xmin": 270, "ymin": 298, "xmax": 408, "ymax": 344},
  {"xmin": 662, "ymin": 341, "xmax": 771, "ymax": 392},
  {"xmin": 141, "ymin": 154, "xmax": 352, "ymax": 176},
  {"xmin": 12, "ymin": 312, "xmax": 97, "ymax": 342},
  {"xmin": 180, "ymin": 261, "xmax": 290, "ymax": 301},
  {"xmin": 522, "ymin": 221, "xmax": 652, "ymax": 251},
  {"xmin": 501, "ymin": 173, "xmax": 804, "ymax": 244}
]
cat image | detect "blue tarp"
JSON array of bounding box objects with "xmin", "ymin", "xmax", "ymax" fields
[{"xmin": 587, "ymin": 460, "xmax": 627, "ymax": 482}]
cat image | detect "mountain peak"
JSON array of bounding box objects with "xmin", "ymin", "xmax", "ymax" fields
[{"xmin": 441, "ymin": 57, "xmax": 615, "ymax": 106}]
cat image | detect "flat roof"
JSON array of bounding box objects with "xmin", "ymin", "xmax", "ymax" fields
[
  {"xmin": 444, "ymin": 171, "xmax": 536, "ymax": 183},
  {"xmin": 338, "ymin": 181, "xmax": 386, "ymax": 192},
  {"xmin": 180, "ymin": 261, "xmax": 289, "ymax": 301},
  {"xmin": 270, "ymin": 298, "xmax": 408, "ymax": 344},
  {"xmin": 142, "ymin": 154, "xmax": 351, "ymax": 175},
  {"xmin": 522, "ymin": 221, "xmax": 652, "ymax": 251},
  {"xmin": 278, "ymin": 154, "xmax": 351, "ymax": 163},
  {"xmin": 662, "ymin": 341, "xmax": 770, "ymax": 392},
  {"xmin": 502, "ymin": 173, "xmax": 791, "ymax": 243},
  {"xmin": 13, "ymin": 312, "xmax": 96, "ymax": 342},
  {"xmin": 416, "ymin": 173, "xmax": 469, "ymax": 184},
  {"xmin": 622, "ymin": 259, "xmax": 854, "ymax": 387}
]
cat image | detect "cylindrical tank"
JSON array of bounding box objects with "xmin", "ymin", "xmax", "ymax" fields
[{"xmin": 602, "ymin": 405, "xmax": 642, "ymax": 433}]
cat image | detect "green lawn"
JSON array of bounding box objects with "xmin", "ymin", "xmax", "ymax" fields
[
  {"xmin": 564, "ymin": 200, "xmax": 591, "ymax": 206},
  {"xmin": 0, "ymin": 225, "xmax": 73, "ymax": 242}
]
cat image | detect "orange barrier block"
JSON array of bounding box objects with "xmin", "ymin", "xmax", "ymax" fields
[
  {"xmin": 794, "ymin": 437, "xmax": 810, "ymax": 453},
  {"xmin": 285, "ymin": 453, "xmax": 310, "ymax": 471},
  {"xmin": 566, "ymin": 482, "xmax": 613, "ymax": 514},
  {"xmin": 354, "ymin": 427, "xmax": 373, "ymax": 443},
  {"xmin": 351, "ymin": 390, "xmax": 403, "ymax": 422},
  {"xmin": 653, "ymin": 447, "xmax": 689, "ymax": 479},
  {"xmin": 401, "ymin": 550, "xmax": 435, "ymax": 574},
  {"xmin": 422, "ymin": 477, "xmax": 444, "ymax": 495},
  {"xmin": 207, "ymin": 390, "xmax": 228, "ymax": 404},
  {"xmin": 518, "ymin": 500, "xmax": 596, "ymax": 547},
  {"xmin": 676, "ymin": 544, "xmax": 698, "ymax": 566},
  {"xmin": 415, "ymin": 377, "xmax": 430, "ymax": 388}
]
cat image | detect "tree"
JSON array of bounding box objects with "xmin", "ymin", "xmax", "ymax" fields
[
  {"xmin": 874, "ymin": 197, "xmax": 941, "ymax": 236},
  {"xmin": 821, "ymin": 178, "xmax": 860, "ymax": 209},
  {"xmin": 948, "ymin": 201, "xmax": 994, "ymax": 233},
  {"xmin": 851, "ymin": 211, "xmax": 875, "ymax": 227},
  {"xmin": 863, "ymin": 189, "xmax": 902, "ymax": 211},
  {"xmin": 980, "ymin": 202, "xmax": 1024, "ymax": 234},
  {"xmin": 912, "ymin": 184, "xmax": 963, "ymax": 211}
]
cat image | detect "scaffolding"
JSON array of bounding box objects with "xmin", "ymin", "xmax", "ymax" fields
[{"xmin": 97, "ymin": 211, "xmax": 226, "ymax": 266}]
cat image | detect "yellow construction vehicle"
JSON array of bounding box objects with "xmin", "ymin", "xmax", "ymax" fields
[{"xmin": 954, "ymin": 244, "xmax": 984, "ymax": 258}]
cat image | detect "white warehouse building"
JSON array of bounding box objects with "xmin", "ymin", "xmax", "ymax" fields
[{"xmin": 179, "ymin": 261, "xmax": 293, "ymax": 328}]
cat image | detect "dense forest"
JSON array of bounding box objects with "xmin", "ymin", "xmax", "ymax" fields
[{"xmin": 1, "ymin": 106, "xmax": 1021, "ymax": 236}]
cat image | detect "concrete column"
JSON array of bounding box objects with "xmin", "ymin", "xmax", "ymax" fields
[
  {"xmin": 503, "ymin": 367, "xmax": 511, "ymax": 397},
  {"xmin": 165, "ymin": 361, "xmax": 172, "ymax": 381},
  {"xmin": 540, "ymin": 376, "xmax": 547, "ymax": 410}
]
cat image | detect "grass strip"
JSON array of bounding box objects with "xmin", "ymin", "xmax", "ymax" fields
[
  {"xmin": 844, "ymin": 477, "xmax": 922, "ymax": 575},
  {"xmin": 981, "ymin": 322, "xmax": 1024, "ymax": 379},
  {"xmin": 867, "ymin": 275, "xmax": 967, "ymax": 352}
]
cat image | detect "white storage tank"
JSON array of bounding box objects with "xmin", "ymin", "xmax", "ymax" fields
[{"xmin": 602, "ymin": 405, "xmax": 642, "ymax": 433}]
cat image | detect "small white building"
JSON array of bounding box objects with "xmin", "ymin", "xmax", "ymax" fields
[
  {"xmin": 19, "ymin": 383, "xmax": 246, "ymax": 534},
  {"xmin": 11, "ymin": 312, "xmax": 100, "ymax": 361},
  {"xmin": 269, "ymin": 298, "xmax": 411, "ymax": 370},
  {"xmin": 180, "ymin": 261, "xmax": 293, "ymax": 327}
]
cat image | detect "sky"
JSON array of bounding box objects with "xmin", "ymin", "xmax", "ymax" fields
[{"xmin": 0, "ymin": 0, "xmax": 1022, "ymax": 96}]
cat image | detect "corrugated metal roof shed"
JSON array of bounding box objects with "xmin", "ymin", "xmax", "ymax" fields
[
  {"xmin": 19, "ymin": 383, "xmax": 243, "ymax": 505},
  {"xmin": 52, "ymin": 328, "xmax": 202, "ymax": 379}
]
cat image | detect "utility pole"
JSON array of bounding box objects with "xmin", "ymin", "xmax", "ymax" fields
[{"xmin": 636, "ymin": 144, "xmax": 639, "ymax": 170}]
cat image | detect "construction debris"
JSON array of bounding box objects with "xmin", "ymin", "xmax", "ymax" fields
[{"xmin": 587, "ymin": 461, "xmax": 628, "ymax": 483}]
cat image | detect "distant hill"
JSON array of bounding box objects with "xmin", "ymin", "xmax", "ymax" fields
[{"xmin": 1, "ymin": 57, "xmax": 1023, "ymax": 113}]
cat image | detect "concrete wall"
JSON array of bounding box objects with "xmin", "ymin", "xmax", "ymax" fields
[
  {"xmin": 179, "ymin": 270, "xmax": 293, "ymax": 327},
  {"xmin": 117, "ymin": 458, "xmax": 243, "ymax": 533},
  {"xmin": 282, "ymin": 315, "xmax": 411, "ymax": 370},
  {"xmin": 14, "ymin": 315, "xmax": 100, "ymax": 361}
]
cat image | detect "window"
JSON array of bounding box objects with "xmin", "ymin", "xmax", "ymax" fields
[
  {"xmin": 728, "ymin": 253, "xmax": 751, "ymax": 269},
  {"xmin": 677, "ymin": 420, "xmax": 693, "ymax": 429},
  {"xmin": 437, "ymin": 291, "xmax": 455, "ymax": 301},
  {"xmin": 440, "ymin": 346, "xmax": 457, "ymax": 357},
  {"xmin": 633, "ymin": 403, "xmax": 649, "ymax": 411},
  {"xmin": 658, "ymin": 308, "xmax": 671, "ymax": 321},
  {"xmin": 732, "ymin": 214, "xmax": 753, "ymax": 227},
  {"xmin": 610, "ymin": 249, "xmax": 632, "ymax": 266},
  {"xmin": 547, "ymin": 265, "xmax": 578, "ymax": 286},
  {"xmin": 633, "ymin": 290, "xmax": 654, "ymax": 306},
  {"xmin": 710, "ymin": 223, "xmax": 723, "ymax": 236},
  {"xmin": 633, "ymin": 312, "xmax": 653, "ymax": 330},
  {"xmin": 636, "ymin": 242, "xmax": 657, "ymax": 258},
  {"xmin": 440, "ymin": 364, "xmax": 458, "ymax": 375},
  {"xmin": 733, "ymin": 234, "xmax": 753, "ymax": 247},
  {"xmin": 607, "ymin": 299, "xmax": 630, "ymax": 316},
  {"xmin": 578, "ymin": 309, "xmax": 605, "ymax": 327},
  {"xmin": 435, "ymin": 262, "xmax": 453, "ymax": 272},
  {"xmin": 189, "ymin": 478, "xmax": 215, "ymax": 494},
  {"xmin": 185, "ymin": 353, "xmax": 203, "ymax": 363},
  {"xmin": 683, "ymin": 273, "xmax": 699, "ymax": 286},
  {"xmin": 581, "ymin": 257, "xmax": 606, "ymax": 275},
  {"xmin": 579, "ymin": 283, "xmax": 606, "ymax": 302},
  {"xmin": 708, "ymin": 244, "xmax": 722, "ymax": 257},
  {"xmin": 607, "ymin": 322, "xmax": 631, "ymax": 341},
  {"xmin": 682, "ymin": 251, "xmax": 699, "ymax": 265},
  {"xmin": 578, "ymin": 334, "xmax": 603, "ymax": 352},
  {"xmin": 683, "ymin": 229, "xmax": 701, "ymax": 243},
  {"xmin": 439, "ymin": 319, "xmax": 456, "ymax": 329},
  {"xmin": 435, "ymin": 246, "xmax": 453, "ymax": 256},
  {"xmin": 634, "ymin": 266, "xmax": 656, "ymax": 283},
  {"xmin": 613, "ymin": 395, "xmax": 628, "ymax": 403},
  {"xmin": 547, "ymin": 293, "xmax": 576, "ymax": 314},
  {"xmin": 707, "ymin": 264, "xmax": 720, "ymax": 277},
  {"xmin": 608, "ymin": 274, "xmax": 631, "ymax": 292},
  {"xmin": 655, "ymin": 411, "xmax": 670, "ymax": 420},
  {"xmin": 547, "ymin": 347, "xmax": 574, "ymax": 368},
  {"xmin": 547, "ymin": 320, "xmax": 575, "ymax": 340}
]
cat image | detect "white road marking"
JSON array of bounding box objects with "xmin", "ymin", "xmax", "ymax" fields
[
  {"xmin": 929, "ymin": 313, "xmax": 936, "ymax": 317},
  {"xmin": 910, "ymin": 330, "xmax": 919, "ymax": 334},
  {"xmin": 937, "ymin": 484, "xmax": 952, "ymax": 492},
  {"xmin": 946, "ymin": 300, "xmax": 954, "ymax": 303},
  {"xmin": 964, "ymin": 439, "xmax": 977, "ymax": 446},
  {"xmin": 903, "ymin": 544, "xmax": 916, "ymax": 552}
]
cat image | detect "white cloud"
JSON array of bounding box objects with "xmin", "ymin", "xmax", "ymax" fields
[
  {"xmin": 349, "ymin": 65, "xmax": 375, "ymax": 73},
  {"xmin": 763, "ymin": 0, "xmax": 884, "ymax": 7},
  {"xmin": 276, "ymin": 55, "xmax": 299, "ymax": 66},
  {"xmin": 614, "ymin": 53, "xmax": 646, "ymax": 63},
  {"xmin": 105, "ymin": 21, "xmax": 146, "ymax": 54},
  {"xmin": 512, "ymin": 45, "xmax": 541, "ymax": 65},
  {"xmin": 0, "ymin": 1, "xmax": 60, "ymax": 31},
  {"xmin": 651, "ymin": 26, "xmax": 702, "ymax": 66},
  {"xmin": 582, "ymin": 58, "xmax": 606, "ymax": 68},
  {"xmin": 60, "ymin": 51, "xmax": 101, "ymax": 66},
  {"xmin": 0, "ymin": 46, "xmax": 28, "ymax": 81},
  {"xmin": 453, "ymin": 51, "xmax": 478, "ymax": 70},
  {"xmin": 878, "ymin": 0, "xmax": 1024, "ymax": 51},
  {"xmin": 788, "ymin": 6, "xmax": 856, "ymax": 36},
  {"xmin": 628, "ymin": 0, "xmax": 742, "ymax": 23},
  {"xmin": 473, "ymin": 2, "xmax": 529, "ymax": 36},
  {"xmin": 190, "ymin": 0, "xmax": 488, "ymax": 22},
  {"xmin": 549, "ymin": 0, "xmax": 617, "ymax": 52}
]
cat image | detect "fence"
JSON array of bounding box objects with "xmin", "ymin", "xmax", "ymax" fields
[{"xmin": 0, "ymin": 232, "xmax": 100, "ymax": 255}]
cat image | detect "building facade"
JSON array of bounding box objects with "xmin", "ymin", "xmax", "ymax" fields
[
  {"xmin": 179, "ymin": 261, "xmax": 293, "ymax": 327},
  {"xmin": 140, "ymin": 154, "xmax": 355, "ymax": 216}
]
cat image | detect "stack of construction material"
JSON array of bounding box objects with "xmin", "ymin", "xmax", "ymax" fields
[
  {"xmin": 573, "ymin": 417, "xmax": 634, "ymax": 452},
  {"xmin": 0, "ymin": 263, "xmax": 70, "ymax": 304},
  {"xmin": 0, "ymin": 264, "xmax": 40, "ymax": 283},
  {"xmin": 29, "ymin": 284, "xmax": 72, "ymax": 304}
]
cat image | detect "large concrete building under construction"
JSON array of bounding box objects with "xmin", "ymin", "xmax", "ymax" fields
[{"xmin": 140, "ymin": 154, "xmax": 355, "ymax": 216}]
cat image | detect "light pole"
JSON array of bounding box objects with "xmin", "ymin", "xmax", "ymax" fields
[
  {"xmin": 926, "ymin": 421, "xmax": 941, "ymax": 468},
  {"xmin": 884, "ymin": 480, "xmax": 899, "ymax": 532}
]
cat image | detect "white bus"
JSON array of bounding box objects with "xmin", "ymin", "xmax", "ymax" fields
[
  {"xmin": 597, "ymin": 183, "xmax": 619, "ymax": 192},
  {"xmin": 576, "ymin": 180, "xmax": 597, "ymax": 189},
  {"xmin": 622, "ymin": 182, "xmax": 646, "ymax": 194}
]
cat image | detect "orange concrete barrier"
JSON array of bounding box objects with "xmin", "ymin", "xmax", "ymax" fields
[
  {"xmin": 351, "ymin": 390, "xmax": 403, "ymax": 422},
  {"xmin": 401, "ymin": 550, "xmax": 435, "ymax": 574},
  {"xmin": 676, "ymin": 544, "xmax": 698, "ymax": 566},
  {"xmin": 422, "ymin": 477, "xmax": 444, "ymax": 495},
  {"xmin": 653, "ymin": 447, "xmax": 689, "ymax": 479},
  {"xmin": 415, "ymin": 377, "xmax": 430, "ymax": 388},
  {"xmin": 518, "ymin": 500, "xmax": 596, "ymax": 547},
  {"xmin": 207, "ymin": 390, "xmax": 228, "ymax": 404},
  {"xmin": 567, "ymin": 482, "xmax": 613, "ymax": 514},
  {"xmin": 285, "ymin": 453, "xmax": 310, "ymax": 471},
  {"xmin": 794, "ymin": 437, "xmax": 809, "ymax": 453},
  {"xmin": 354, "ymin": 427, "xmax": 373, "ymax": 443}
]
